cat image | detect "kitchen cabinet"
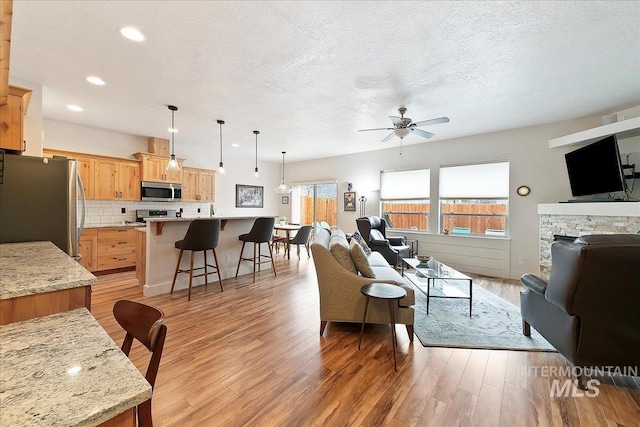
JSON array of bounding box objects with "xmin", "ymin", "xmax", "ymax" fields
[
  {"xmin": 136, "ymin": 228, "xmax": 146, "ymax": 286},
  {"xmin": 78, "ymin": 228, "xmax": 98, "ymax": 272},
  {"xmin": 95, "ymin": 158, "xmax": 140, "ymax": 201},
  {"xmin": 134, "ymin": 152, "xmax": 183, "ymax": 184},
  {"xmin": 182, "ymin": 167, "xmax": 216, "ymax": 202},
  {"xmin": 43, "ymin": 149, "xmax": 96, "ymax": 200},
  {"xmin": 148, "ymin": 137, "xmax": 170, "ymax": 156},
  {"xmin": 0, "ymin": 86, "xmax": 32, "ymax": 152},
  {"xmin": 97, "ymin": 227, "xmax": 137, "ymax": 271}
]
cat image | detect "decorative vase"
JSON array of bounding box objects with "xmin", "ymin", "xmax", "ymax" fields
[{"xmin": 280, "ymin": 220, "xmax": 286, "ymax": 225}]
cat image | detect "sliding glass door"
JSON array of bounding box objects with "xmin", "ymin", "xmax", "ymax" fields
[{"xmin": 297, "ymin": 183, "xmax": 337, "ymax": 227}]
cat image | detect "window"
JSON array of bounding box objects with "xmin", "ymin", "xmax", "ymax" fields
[
  {"xmin": 380, "ymin": 169, "xmax": 430, "ymax": 231},
  {"xmin": 439, "ymin": 162, "xmax": 509, "ymax": 236}
]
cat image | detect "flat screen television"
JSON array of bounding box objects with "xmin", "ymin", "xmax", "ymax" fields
[{"xmin": 564, "ymin": 135, "xmax": 626, "ymax": 197}]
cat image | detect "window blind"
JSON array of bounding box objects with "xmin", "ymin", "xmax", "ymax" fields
[
  {"xmin": 439, "ymin": 162, "xmax": 509, "ymax": 198},
  {"xmin": 380, "ymin": 169, "xmax": 430, "ymax": 199}
]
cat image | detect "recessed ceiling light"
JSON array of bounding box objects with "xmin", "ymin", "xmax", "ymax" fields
[
  {"xmin": 119, "ymin": 26, "xmax": 146, "ymax": 42},
  {"xmin": 231, "ymin": 143, "xmax": 240, "ymax": 147},
  {"xmin": 67, "ymin": 105, "xmax": 84, "ymax": 112},
  {"xmin": 86, "ymin": 76, "xmax": 106, "ymax": 86}
]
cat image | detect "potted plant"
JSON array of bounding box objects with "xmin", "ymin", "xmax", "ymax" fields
[{"xmin": 279, "ymin": 216, "xmax": 287, "ymax": 225}]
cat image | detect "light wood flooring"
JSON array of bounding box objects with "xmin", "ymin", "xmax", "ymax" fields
[{"xmin": 91, "ymin": 256, "xmax": 640, "ymax": 427}]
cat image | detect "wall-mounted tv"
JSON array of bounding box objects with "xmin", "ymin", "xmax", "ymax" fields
[{"xmin": 564, "ymin": 135, "xmax": 626, "ymax": 197}]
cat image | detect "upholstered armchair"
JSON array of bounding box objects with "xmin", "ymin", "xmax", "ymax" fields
[
  {"xmin": 356, "ymin": 216, "xmax": 411, "ymax": 267},
  {"xmin": 520, "ymin": 234, "xmax": 640, "ymax": 385}
]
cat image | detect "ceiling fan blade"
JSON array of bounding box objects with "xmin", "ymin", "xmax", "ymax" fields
[
  {"xmin": 412, "ymin": 128, "xmax": 435, "ymax": 139},
  {"xmin": 389, "ymin": 116, "xmax": 402, "ymax": 125},
  {"xmin": 358, "ymin": 127, "xmax": 394, "ymax": 132},
  {"xmin": 381, "ymin": 132, "xmax": 396, "ymax": 142},
  {"xmin": 413, "ymin": 117, "xmax": 450, "ymax": 127}
]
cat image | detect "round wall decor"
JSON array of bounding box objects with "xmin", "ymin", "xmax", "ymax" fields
[{"xmin": 517, "ymin": 185, "xmax": 531, "ymax": 196}]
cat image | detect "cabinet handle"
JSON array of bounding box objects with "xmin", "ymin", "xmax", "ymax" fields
[
  {"xmin": 116, "ymin": 257, "xmax": 127, "ymax": 261},
  {"xmin": 118, "ymin": 229, "xmax": 127, "ymax": 232},
  {"xmin": 118, "ymin": 241, "xmax": 127, "ymax": 244}
]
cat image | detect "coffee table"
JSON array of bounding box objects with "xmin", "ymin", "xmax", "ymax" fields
[{"xmin": 402, "ymin": 257, "xmax": 473, "ymax": 317}]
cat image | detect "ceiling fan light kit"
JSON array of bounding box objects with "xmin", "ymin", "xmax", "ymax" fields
[{"xmin": 359, "ymin": 107, "xmax": 450, "ymax": 142}]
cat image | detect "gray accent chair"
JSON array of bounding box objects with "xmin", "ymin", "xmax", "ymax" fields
[{"xmin": 520, "ymin": 234, "xmax": 640, "ymax": 385}]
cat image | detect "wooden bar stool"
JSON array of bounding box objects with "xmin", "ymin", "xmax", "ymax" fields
[
  {"xmin": 235, "ymin": 217, "xmax": 277, "ymax": 283},
  {"xmin": 171, "ymin": 218, "xmax": 223, "ymax": 301}
]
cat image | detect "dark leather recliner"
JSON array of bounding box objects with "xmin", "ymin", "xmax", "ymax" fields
[
  {"xmin": 520, "ymin": 234, "xmax": 640, "ymax": 383},
  {"xmin": 356, "ymin": 216, "xmax": 411, "ymax": 267}
]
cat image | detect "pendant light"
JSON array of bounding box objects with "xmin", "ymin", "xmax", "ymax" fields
[
  {"xmin": 217, "ymin": 119, "xmax": 225, "ymax": 174},
  {"xmin": 275, "ymin": 151, "xmax": 292, "ymax": 193},
  {"xmin": 253, "ymin": 130, "xmax": 259, "ymax": 178},
  {"xmin": 166, "ymin": 105, "xmax": 180, "ymax": 171}
]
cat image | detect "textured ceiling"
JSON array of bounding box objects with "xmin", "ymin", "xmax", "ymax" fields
[{"xmin": 9, "ymin": 1, "xmax": 640, "ymax": 163}]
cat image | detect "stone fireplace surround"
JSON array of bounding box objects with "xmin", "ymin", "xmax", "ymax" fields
[{"xmin": 538, "ymin": 202, "xmax": 640, "ymax": 279}]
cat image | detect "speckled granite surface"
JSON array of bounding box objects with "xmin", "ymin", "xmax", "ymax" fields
[
  {"xmin": 0, "ymin": 308, "xmax": 152, "ymax": 427},
  {"xmin": 0, "ymin": 241, "xmax": 97, "ymax": 300}
]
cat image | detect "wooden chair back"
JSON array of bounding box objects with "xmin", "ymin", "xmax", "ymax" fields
[{"xmin": 113, "ymin": 300, "xmax": 167, "ymax": 427}]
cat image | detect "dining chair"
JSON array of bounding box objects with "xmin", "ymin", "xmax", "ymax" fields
[
  {"xmin": 284, "ymin": 225, "xmax": 313, "ymax": 260},
  {"xmin": 113, "ymin": 300, "xmax": 167, "ymax": 427}
]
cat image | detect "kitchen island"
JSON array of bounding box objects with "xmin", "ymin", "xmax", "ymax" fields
[
  {"xmin": 0, "ymin": 308, "xmax": 152, "ymax": 427},
  {"xmin": 140, "ymin": 216, "xmax": 270, "ymax": 296},
  {"xmin": 0, "ymin": 241, "xmax": 97, "ymax": 325}
]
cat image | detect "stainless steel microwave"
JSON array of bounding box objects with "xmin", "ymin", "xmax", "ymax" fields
[{"xmin": 141, "ymin": 181, "xmax": 182, "ymax": 202}]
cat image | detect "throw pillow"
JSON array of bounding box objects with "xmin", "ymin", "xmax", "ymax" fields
[
  {"xmin": 330, "ymin": 235, "xmax": 357, "ymax": 274},
  {"xmin": 351, "ymin": 230, "xmax": 372, "ymax": 255},
  {"xmin": 350, "ymin": 239, "xmax": 375, "ymax": 278}
]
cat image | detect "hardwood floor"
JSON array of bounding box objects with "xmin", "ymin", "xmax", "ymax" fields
[{"xmin": 91, "ymin": 257, "xmax": 640, "ymax": 427}]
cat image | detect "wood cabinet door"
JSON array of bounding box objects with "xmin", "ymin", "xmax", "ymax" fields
[
  {"xmin": 118, "ymin": 161, "xmax": 141, "ymax": 201},
  {"xmin": 198, "ymin": 171, "xmax": 216, "ymax": 202},
  {"xmin": 95, "ymin": 159, "xmax": 119, "ymax": 200},
  {"xmin": 141, "ymin": 156, "xmax": 164, "ymax": 182},
  {"xmin": 181, "ymin": 168, "xmax": 199, "ymax": 201},
  {"xmin": 76, "ymin": 156, "xmax": 95, "ymax": 200},
  {"xmin": 166, "ymin": 160, "xmax": 183, "ymax": 183},
  {"xmin": 0, "ymin": 93, "xmax": 24, "ymax": 151},
  {"xmin": 78, "ymin": 229, "xmax": 98, "ymax": 272}
]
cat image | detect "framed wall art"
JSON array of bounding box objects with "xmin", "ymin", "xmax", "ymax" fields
[
  {"xmin": 344, "ymin": 191, "xmax": 356, "ymax": 211},
  {"xmin": 236, "ymin": 184, "xmax": 264, "ymax": 208},
  {"xmin": 281, "ymin": 196, "xmax": 289, "ymax": 204}
]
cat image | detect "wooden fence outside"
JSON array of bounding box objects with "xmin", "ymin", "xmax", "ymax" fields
[{"xmin": 300, "ymin": 196, "xmax": 337, "ymax": 226}]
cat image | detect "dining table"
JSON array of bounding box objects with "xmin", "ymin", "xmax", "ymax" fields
[{"xmin": 273, "ymin": 223, "xmax": 301, "ymax": 259}]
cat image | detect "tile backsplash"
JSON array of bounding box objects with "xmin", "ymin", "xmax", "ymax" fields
[{"xmin": 80, "ymin": 200, "xmax": 213, "ymax": 226}]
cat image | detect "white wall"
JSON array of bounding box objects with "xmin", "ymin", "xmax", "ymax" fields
[{"xmin": 282, "ymin": 115, "xmax": 626, "ymax": 280}]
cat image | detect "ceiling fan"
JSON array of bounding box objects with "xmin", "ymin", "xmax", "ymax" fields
[{"xmin": 359, "ymin": 107, "xmax": 450, "ymax": 142}]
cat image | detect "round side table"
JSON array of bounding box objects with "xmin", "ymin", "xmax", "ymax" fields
[{"xmin": 359, "ymin": 283, "xmax": 407, "ymax": 371}]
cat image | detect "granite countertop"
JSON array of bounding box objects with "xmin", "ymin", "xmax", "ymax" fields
[
  {"xmin": 0, "ymin": 308, "xmax": 152, "ymax": 427},
  {"xmin": 84, "ymin": 222, "xmax": 146, "ymax": 229},
  {"xmin": 0, "ymin": 241, "xmax": 97, "ymax": 300},
  {"xmin": 144, "ymin": 216, "xmax": 268, "ymax": 222}
]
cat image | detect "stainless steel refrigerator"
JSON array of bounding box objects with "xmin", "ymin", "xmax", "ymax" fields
[{"xmin": 0, "ymin": 152, "xmax": 85, "ymax": 258}]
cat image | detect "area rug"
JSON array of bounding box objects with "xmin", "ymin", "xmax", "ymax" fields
[{"xmin": 411, "ymin": 281, "xmax": 556, "ymax": 351}]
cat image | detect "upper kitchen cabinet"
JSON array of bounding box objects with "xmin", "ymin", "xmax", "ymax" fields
[
  {"xmin": 95, "ymin": 158, "xmax": 140, "ymax": 201},
  {"xmin": 182, "ymin": 167, "xmax": 215, "ymax": 202},
  {"xmin": 0, "ymin": 86, "xmax": 32, "ymax": 152},
  {"xmin": 134, "ymin": 153, "xmax": 183, "ymax": 184},
  {"xmin": 43, "ymin": 149, "xmax": 96, "ymax": 200},
  {"xmin": 147, "ymin": 137, "xmax": 170, "ymax": 157}
]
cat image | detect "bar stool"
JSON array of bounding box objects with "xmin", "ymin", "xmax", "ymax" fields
[
  {"xmin": 171, "ymin": 218, "xmax": 223, "ymax": 301},
  {"xmin": 236, "ymin": 217, "xmax": 277, "ymax": 283}
]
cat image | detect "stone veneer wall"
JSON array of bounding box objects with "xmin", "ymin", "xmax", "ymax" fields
[{"xmin": 539, "ymin": 214, "xmax": 640, "ymax": 280}]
